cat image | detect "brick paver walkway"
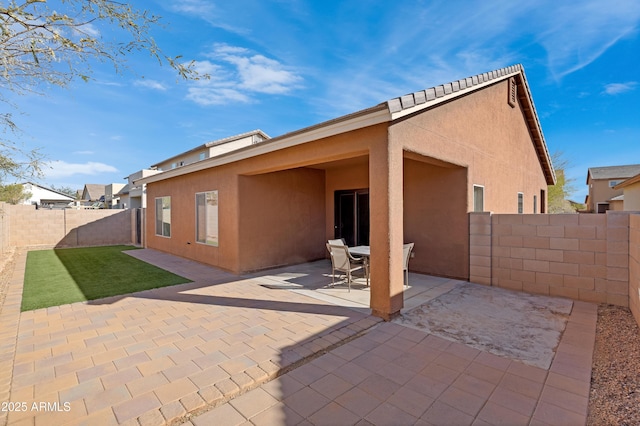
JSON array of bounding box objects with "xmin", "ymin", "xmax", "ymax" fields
[
  {"xmin": 1, "ymin": 248, "xmax": 597, "ymax": 426},
  {"xmin": 184, "ymin": 301, "xmax": 596, "ymax": 425},
  {"xmin": 2, "ymin": 249, "xmax": 379, "ymax": 426}
]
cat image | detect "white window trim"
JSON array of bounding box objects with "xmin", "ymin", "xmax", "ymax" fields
[
  {"xmin": 155, "ymin": 196, "xmax": 171, "ymax": 238},
  {"xmin": 473, "ymin": 184, "xmax": 485, "ymax": 213}
]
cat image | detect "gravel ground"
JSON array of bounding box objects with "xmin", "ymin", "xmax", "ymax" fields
[{"xmin": 588, "ymin": 304, "xmax": 640, "ymax": 425}]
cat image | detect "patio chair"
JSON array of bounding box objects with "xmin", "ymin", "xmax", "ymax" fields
[
  {"xmin": 328, "ymin": 238, "xmax": 365, "ymax": 267},
  {"xmin": 326, "ymin": 243, "xmax": 368, "ymax": 291},
  {"xmin": 403, "ymin": 243, "xmax": 414, "ymax": 288}
]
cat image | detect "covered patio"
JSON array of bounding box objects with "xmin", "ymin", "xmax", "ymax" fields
[{"xmin": 244, "ymin": 258, "xmax": 466, "ymax": 316}]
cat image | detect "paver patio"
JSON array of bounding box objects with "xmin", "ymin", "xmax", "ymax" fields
[{"xmin": 0, "ymin": 248, "xmax": 596, "ymax": 426}]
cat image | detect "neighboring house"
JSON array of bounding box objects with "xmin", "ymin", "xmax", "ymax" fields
[
  {"xmin": 81, "ymin": 184, "xmax": 106, "ymax": 203},
  {"xmin": 114, "ymin": 184, "xmax": 130, "ymax": 209},
  {"xmin": 18, "ymin": 182, "xmax": 75, "ymax": 207},
  {"xmin": 105, "ymin": 183, "xmax": 126, "ymax": 209},
  {"xmin": 135, "ymin": 64, "xmax": 555, "ymax": 320},
  {"xmin": 122, "ymin": 169, "xmax": 162, "ymax": 209},
  {"xmin": 152, "ymin": 130, "xmax": 269, "ymax": 172},
  {"xmin": 585, "ymin": 164, "xmax": 640, "ymax": 213},
  {"xmin": 614, "ymin": 172, "xmax": 640, "ymax": 211}
]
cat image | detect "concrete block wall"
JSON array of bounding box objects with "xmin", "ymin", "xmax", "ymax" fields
[
  {"xmin": 0, "ymin": 203, "xmax": 135, "ymax": 250},
  {"xmin": 630, "ymin": 214, "xmax": 640, "ymax": 326},
  {"xmin": 469, "ymin": 212, "xmax": 492, "ymax": 285},
  {"xmin": 470, "ymin": 211, "xmax": 638, "ymax": 308}
]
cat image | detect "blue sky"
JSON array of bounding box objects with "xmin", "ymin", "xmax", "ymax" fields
[{"xmin": 7, "ymin": 0, "xmax": 640, "ymax": 202}]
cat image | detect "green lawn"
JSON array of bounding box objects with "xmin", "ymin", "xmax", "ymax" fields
[{"xmin": 22, "ymin": 245, "xmax": 191, "ymax": 311}]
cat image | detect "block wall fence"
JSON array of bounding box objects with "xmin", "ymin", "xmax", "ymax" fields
[
  {"xmin": 470, "ymin": 211, "xmax": 640, "ymax": 326},
  {"xmin": 0, "ymin": 203, "xmax": 137, "ymax": 252}
]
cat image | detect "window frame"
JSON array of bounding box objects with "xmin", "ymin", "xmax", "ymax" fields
[
  {"xmin": 195, "ymin": 190, "xmax": 219, "ymax": 247},
  {"xmin": 473, "ymin": 185, "xmax": 485, "ymax": 213},
  {"xmin": 155, "ymin": 196, "xmax": 171, "ymax": 238},
  {"xmin": 517, "ymin": 192, "xmax": 524, "ymax": 214}
]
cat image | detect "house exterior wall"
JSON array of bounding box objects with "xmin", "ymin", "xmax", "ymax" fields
[
  {"xmin": 630, "ymin": 214, "xmax": 640, "ymax": 326},
  {"xmin": 609, "ymin": 199, "xmax": 624, "ymax": 211},
  {"xmin": 21, "ymin": 184, "xmax": 74, "ymax": 205},
  {"xmin": 623, "ymin": 182, "xmax": 640, "ymax": 211},
  {"xmin": 390, "ymin": 79, "xmax": 548, "ymax": 214},
  {"xmin": 403, "ymin": 158, "xmax": 468, "ymax": 278},
  {"xmin": 238, "ymin": 169, "xmax": 326, "ymax": 271},
  {"xmin": 145, "ymin": 80, "xmax": 550, "ymax": 281},
  {"xmin": 145, "ymin": 124, "xmax": 386, "ymax": 274},
  {"xmin": 588, "ymin": 179, "xmax": 623, "ymax": 212},
  {"xmin": 470, "ymin": 211, "xmax": 634, "ymax": 307}
]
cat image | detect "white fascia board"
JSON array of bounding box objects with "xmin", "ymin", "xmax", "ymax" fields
[{"xmin": 135, "ymin": 107, "xmax": 391, "ymax": 186}]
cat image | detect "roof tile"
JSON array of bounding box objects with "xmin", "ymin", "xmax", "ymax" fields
[{"xmin": 400, "ymin": 94, "xmax": 415, "ymax": 109}]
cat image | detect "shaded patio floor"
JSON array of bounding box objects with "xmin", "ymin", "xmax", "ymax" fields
[{"xmin": 246, "ymin": 259, "xmax": 465, "ymax": 315}]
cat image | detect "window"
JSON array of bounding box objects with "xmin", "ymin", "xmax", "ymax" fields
[
  {"xmin": 540, "ymin": 189, "xmax": 546, "ymax": 213},
  {"xmin": 199, "ymin": 152, "xmax": 206, "ymax": 161},
  {"xmin": 533, "ymin": 195, "xmax": 537, "ymax": 214},
  {"xmin": 196, "ymin": 191, "xmax": 218, "ymax": 246},
  {"xmin": 473, "ymin": 185, "xmax": 484, "ymax": 212},
  {"xmin": 155, "ymin": 196, "xmax": 171, "ymax": 237},
  {"xmin": 609, "ymin": 180, "xmax": 622, "ymax": 188},
  {"xmin": 517, "ymin": 192, "xmax": 524, "ymax": 214}
]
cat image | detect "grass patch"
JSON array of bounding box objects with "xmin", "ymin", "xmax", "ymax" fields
[{"xmin": 22, "ymin": 245, "xmax": 191, "ymax": 311}]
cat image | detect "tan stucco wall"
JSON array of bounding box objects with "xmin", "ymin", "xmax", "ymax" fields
[
  {"xmin": 145, "ymin": 78, "xmax": 551, "ymax": 318},
  {"xmin": 390, "ymin": 79, "xmax": 548, "ymax": 214},
  {"xmin": 146, "ymin": 124, "xmax": 387, "ymax": 274},
  {"xmin": 238, "ymin": 168, "xmax": 326, "ymax": 271},
  {"xmin": 403, "ymin": 158, "xmax": 468, "ymax": 278},
  {"xmin": 624, "ymin": 182, "xmax": 640, "ymax": 211},
  {"xmin": 609, "ymin": 199, "xmax": 624, "ymax": 211}
]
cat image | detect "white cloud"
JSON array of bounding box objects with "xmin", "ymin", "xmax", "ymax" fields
[
  {"xmin": 185, "ymin": 44, "xmax": 303, "ymax": 106},
  {"xmin": 44, "ymin": 161, "xmax": 118, "ymax": 178},
  {"xmin": 73, "ymin": 150, "xmax": 94, "ymax": 155},
  {"xmin": 534, "ymin": 0, "xmax": 640, "ymax": 80},
  {"xmin": 603, "ymin": 82, "xmax": 638, "ymax": 95},
  {"xmin": 134, "ymin": 80, "xmax": 168, "ymax": 91}
]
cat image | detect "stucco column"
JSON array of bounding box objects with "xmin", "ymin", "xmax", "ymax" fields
[{"xmin": 369, "ymin": 139, "xmax": 404, "ymax": 320}]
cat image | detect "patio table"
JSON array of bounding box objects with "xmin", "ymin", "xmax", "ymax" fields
[
  {"xmin": 348, "ymin": 245, "xmax": 370, "ymax": 257},
  {"xmin": 349, "ymin": 246, "xmax": 370, "ymax": 285}
]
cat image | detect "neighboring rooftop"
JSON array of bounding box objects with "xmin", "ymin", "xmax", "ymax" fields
[
  {"xmin": 151, "ymin": 129, "xmax": 270, "ymax": 169},
  {"xmin": 587, "ymin": 164, "xmax": 640, "ymax": 182},
  {"xmin": 82, "ymin": 184, "xmax": 106, "ymax": 201}
]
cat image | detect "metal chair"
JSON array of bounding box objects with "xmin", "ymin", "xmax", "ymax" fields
[
  {"xmin": 403, "ymin": 243, "xmax": 415, "ymax": 287},
  {"xmin": 326, "ymin": 243, "xmax": 368, "ymax": 291}
]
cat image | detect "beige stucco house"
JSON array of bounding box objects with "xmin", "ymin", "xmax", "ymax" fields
[
  {"xmin": 585, "ymin": 164, "xmax": 640, "ymax": 213},
  {"xmin": 152, "ymin": 130, "xmax": 269, "ymax": 172},
  {"xmin": 135, "ymin": 64, "xmax": 555, "ymax": 320},
  {"xmin": 614, "ymin": 173, "xmax": 640, "ymax": 211}
]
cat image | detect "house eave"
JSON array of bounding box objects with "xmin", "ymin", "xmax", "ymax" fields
[{"xmin": 135, "ymin": 105, "xmax": 390, "ymax": 186}]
